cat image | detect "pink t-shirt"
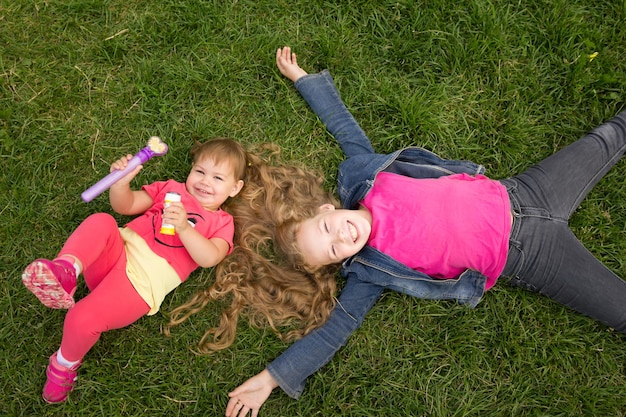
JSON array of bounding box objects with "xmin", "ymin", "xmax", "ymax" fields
[
  {"xmin": 125, "ymin": 179, "xmax": 235, "ymax": 281},
  {"xmin": 361, "ymin": 172, "xmax": 511, "ymax": 290}
]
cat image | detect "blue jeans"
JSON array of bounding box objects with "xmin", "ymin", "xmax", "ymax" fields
[{"xmin": 501, "ymin": 110, "xmax": 626, "ymax": 332}]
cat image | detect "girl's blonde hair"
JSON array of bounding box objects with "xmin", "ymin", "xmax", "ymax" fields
[{"xmin": 164, "ymin": 144, "xmax": 340, "ymax": 352}]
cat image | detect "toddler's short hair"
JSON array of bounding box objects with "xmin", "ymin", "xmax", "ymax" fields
[{"xmin": 191, "ymin": 138, "xmax": 247, "ymax": 180}]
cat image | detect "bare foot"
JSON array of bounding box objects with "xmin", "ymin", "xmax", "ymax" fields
[{"xmin": 276, "ymin": 46, "xmax": 307, "ymax": 82}]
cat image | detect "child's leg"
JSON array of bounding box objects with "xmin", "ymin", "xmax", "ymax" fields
[
  {"xmin": 503, "ymin": 109, "xmax": 626, "ymax": 332},
  {"xmin": 503, "ymin": 211, "xmax": 626, "ymax": 332},
  {"xmin": 58, "ymin": 212, "xmax": 126, "ymax": 291},
  {"xmin": 42, "ymin": 264, "xmax": 149, "ymax": 403},
  {"xmin": 513, "ymin": 110, "xmax": 626, "ymax": 220},
  {"xmin": 23, "ymin": 213, "xmax": 125, "ymax": 309},
  {"xmin": 59, "ymin": 263, "xmax": 150, "ymax": 361}
]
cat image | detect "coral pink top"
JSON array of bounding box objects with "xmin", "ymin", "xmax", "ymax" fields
[
  {"xmin": 361, "ymin": 172, "xmax": 511, "ymax": 290},
  {"xmin": 126, "ymin": 180, "xmax": 235, "ymax": 281}
]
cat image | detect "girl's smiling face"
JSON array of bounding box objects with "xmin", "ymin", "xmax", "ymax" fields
[
  {"xmin": 185, "ymin": 157, "xmax": 243, "ymax": 211},
  {"xmin": 296, "ymin": 204, "xmax": 372, "ymax": 267}
]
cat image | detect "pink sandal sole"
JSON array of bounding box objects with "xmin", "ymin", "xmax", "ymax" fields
[{"xmin": 22, "ymin": 260, "xmax": 75, "ymax": 309}]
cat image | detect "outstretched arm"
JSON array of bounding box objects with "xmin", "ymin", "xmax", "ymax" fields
[
  {"xmin": 276, "ymin": 47, "xmax": 307, "ymax": 82},
  {"xmin": 225, "ymin": 369, "xmax": 278, "ymax": 417},
  {"xmin": 276, "ymin": 46, "xmax": 375, "ymax": 157},
  {"xmin": 226, "ymin": 275, "xmax": 384, "ymax": 415},
  {"xmin": 109, "ymin": 154, "xmax": 153, "ymax": 215}
]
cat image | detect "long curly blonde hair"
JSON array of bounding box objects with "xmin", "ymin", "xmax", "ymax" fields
[{"xmin": 164, "ymin": 144, "xmax": 340, "ymax": 353}]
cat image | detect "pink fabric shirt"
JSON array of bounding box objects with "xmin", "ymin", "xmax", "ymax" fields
[
  {"xmin": 361, "ymin": 172, "xmax": 511, "ymax": 290},
  {"xmin": 125, "ymin": 179, "xmax": 235, "ymax": 281}
]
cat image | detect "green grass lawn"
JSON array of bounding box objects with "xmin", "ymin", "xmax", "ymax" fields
[{"xmin": 1, "ymin": 0, "xmax": 625, "ymax": 416}]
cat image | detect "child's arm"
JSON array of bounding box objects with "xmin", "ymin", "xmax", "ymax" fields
[
  {"xmin": 109, "ymin": 154, "xmax": 154, "ymax": 215},
  {"xmin": 226, "ymin": 369, "xmax": 278, "ymax": 417},
  {"xmin": 162, "ymin": 201, "xmax": 230, "ymax": 267},
  {"xmin": 275, "ymin": 47, "xmax": 307, "ymax": 83},
  {"xmin": 226, "ymin": 276, "xmax": 385, "ymax": 415},
  {"xmin": 276, "ymin": 47, "xmax": 375, "ymax": 158}
]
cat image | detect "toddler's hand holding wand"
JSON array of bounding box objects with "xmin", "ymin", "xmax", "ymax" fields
[{"xmin": 81, "ymin": 137, "xmax": 168, "ymax": 202}]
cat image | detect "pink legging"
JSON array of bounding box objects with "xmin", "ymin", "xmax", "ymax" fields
[{"xmin": 57, "ymin": 213, "xmax": 150, "ymax": 362}]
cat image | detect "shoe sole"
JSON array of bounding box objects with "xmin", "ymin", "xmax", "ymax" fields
[{"xmin": 22, "ymin": 260, "xmax": 75, "ymax": 309}]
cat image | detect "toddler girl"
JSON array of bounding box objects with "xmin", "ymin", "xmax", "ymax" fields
[{"xmin": 23, "ymin": 138, "xmax": 245, "ymax": 403}]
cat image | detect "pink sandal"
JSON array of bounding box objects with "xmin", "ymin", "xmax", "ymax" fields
[
  {"xmin": 22, "ymin": 259, "xmax": 76, "ymax": 309},
  {"xmin": 42, "ymin": 352, "xmax": 81, "ymax": 403}
]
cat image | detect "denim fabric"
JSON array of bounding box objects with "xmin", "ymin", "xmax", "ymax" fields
[
  {"xmin": 268, "ymin": 71, "xmax": 490, "ymax": 398},
  {"xmin": 295, "ymin": 70, "xmax": 489, "ymax": 306},
  {"xmin": 501, "ymin": 109, "xmax": 626, "ymax": 332},
  {"xmin": 267, "ymin": 70, "xmax": 626, "ymax": 399}
]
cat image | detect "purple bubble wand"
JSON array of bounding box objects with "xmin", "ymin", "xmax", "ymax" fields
[{"xmin": 81, "ymin": 136, "xmax": 168, "ymax": 203}]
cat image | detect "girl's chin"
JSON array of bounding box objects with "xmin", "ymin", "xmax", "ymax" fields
[
  {"xmin": 194, "ymin": 192, "xmax": 212, "ymax": 201},
  {"xmin": 349, "ymin": 242, "xmax": 364, "ymax": 257}
]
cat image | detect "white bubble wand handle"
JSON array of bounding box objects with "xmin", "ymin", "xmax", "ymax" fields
[{"xmin": 81, "ymin": 137, "xmax": 168, "ymax": 203}]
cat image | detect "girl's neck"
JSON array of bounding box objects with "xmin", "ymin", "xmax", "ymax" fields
[{"xmin": 358, "ymin": 204, "xmax": 374, "ymax": 227}]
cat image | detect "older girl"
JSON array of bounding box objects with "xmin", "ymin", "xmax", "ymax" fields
[{"xmin": 225, "ymin": 47, "xmax": 626, "ymax": 417}]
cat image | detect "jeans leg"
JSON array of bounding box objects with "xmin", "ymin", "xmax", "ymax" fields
[
  {"xmin": 512, "ymin": 110, "xmax": 626, "ymax": 220},
  {"xmin": 503, "ymin": 204, "xmax": 626, "ymax": 332},
  {"xmin": 501, "ymin": 110, "xmax": 626, "ymax": 332}
]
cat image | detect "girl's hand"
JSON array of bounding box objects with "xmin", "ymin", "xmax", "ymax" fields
[
  {"xmin": 226, "ymin": 370, "xmax": 278, "ymax": 417},
  {"xmin": 110, "ymin": 154, "xmax": 143, "ymax": 187},
  {"xmin": 162, "ymin": 202, "xmax": 189, "ymax": 233},
  {"xmin": 276, "ymin": 46, "xmax": 308, "ymax": 83}
]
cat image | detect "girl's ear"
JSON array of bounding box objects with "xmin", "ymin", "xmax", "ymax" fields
[
  {"xmin": 318, "ymin": 203, "xmax": 335, "ymax": 212},
  {"xmin": 229, "ymin": 180, "xmax": 245, "ymax": 197}
]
